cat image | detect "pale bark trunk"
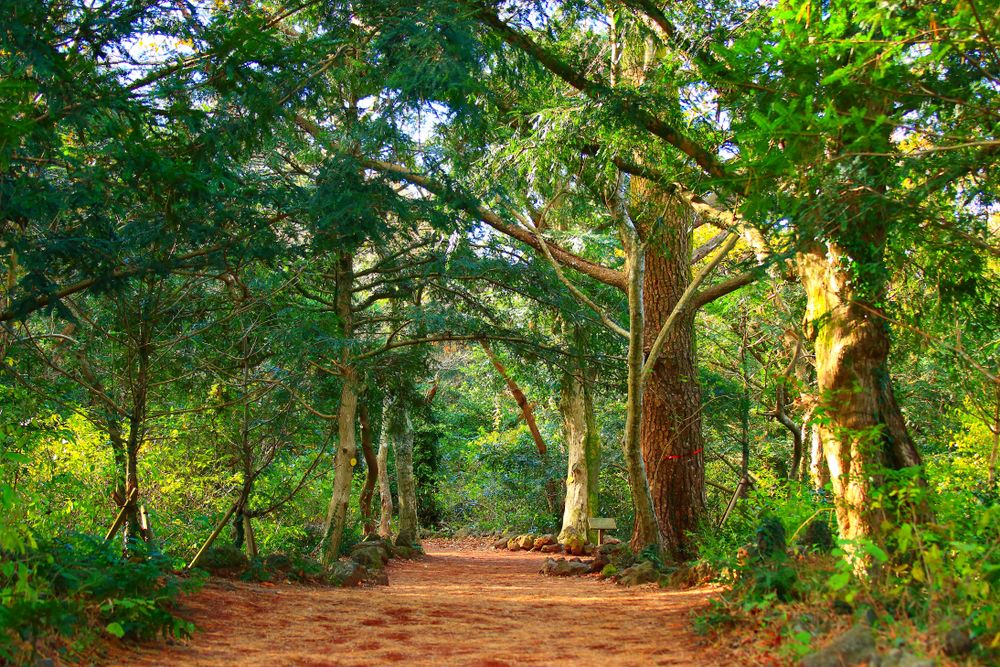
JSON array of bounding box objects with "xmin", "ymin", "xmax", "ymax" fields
[
  {"xmin": 558, "ymin": 367, "xmax": 590, "ymax": 551},
  {"xmin": 243, "ymin": 514, "xmax": 258, "ymax": 559},
  {"xmin": 622, "ymin": 240, "xmax": 663, "ymax": 553},
  {"xmin": 808, "ymin": 419, "xmax": 830, "ymax": 491},
  {"xmin": 583, "ymin": 364, "xmax": 601, "ymax": 538},
  {"xmin": 799, "ymin": 242, "xmax": 925, "ymax": 550},
  {"xmin": 377, "ymin": 406, "xmax": 393, "ymax": 538},
  {"xmin": 358, "ymin": 402, "xmax": 378, "ymax": 537},
  {"xmin": 388, "ymin": 401, "xmax": 419, "ymax": 546},
  {"xmin": 321, "ymin": 371, "xmax": 359, "ymax": 567},
  {"xmin": 321, "ymin": 252, "xmax": 358, "ymax": 567}
]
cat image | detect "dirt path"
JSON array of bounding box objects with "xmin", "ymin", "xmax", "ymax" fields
[{"xmin": 107, "ymin": 539, "xmax": 721, "ymax": 666}]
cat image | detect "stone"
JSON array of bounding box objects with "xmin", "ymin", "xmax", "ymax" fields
[
  {"xmin": 540, "ymin": 543, "xmax": 563, "ymax": 553},
  {"xmin": 876, "ymin": 649, "xmax": 934, "ymax": 667},
  {"xmin": 329, "ymin": 561, "xmax": 367, "ymax": 587},
  {"xmin": 367, "ymin": 569, "xmax": 390, "ymax": 586},
  {"xmin": 493, "ymin": 535, "xmax": 511, "ymax": 549},
  {"xmin": 533, "ymin": 534, "xmax": 556, "ymax": 550},
  {"xmin": 598, "ymin": 541, "xmax": 624, "ymax": 555},
  {"xmin": 197, "ymin": 544, "xmax": 249, "ymax": 574},
  {"xmin": 943, "ymin": 628, "xmax": 972, "ymax": 657},
  {"xmin": 800, "ymin": 624, "xmax": 875, "ymax": 667},
  {"xmin": 588, "ymin": 552, "xmax": 610, "ymax": 574},
  {"xmin": 516, "ymin": 534, "xmax": 535, "ymax": 550},
  {"xmin": 539, "ymin": 557, "xmax": 591, "ymax": 577},
  {"xmin": 599, "ymin": 564, "xmax": 618, "ymax": 579},
  {"xmin": 392, "ymin": 544, "xmax": 422, "ymax": 559},
  {"xmin": 352, "ymin": 539, "xmax": 392, "ymax": 561},
  {"xmin": 616, "ymin": 560, "xmax": 659, "ymax": 587},
  {"xmin": 603, "ymin": 537, "xmax": 621, "ymax": 545},
  {"xmin": 351, "ymin": 546, "xmax": 387, "ymax": 570},
  {"xmin": 507, "ymin": 537, "xmax": 520, "ymax": 551},
  {"xmin": 454, "ymin": 527, "xmax": 471, "ymax": 539},
  {"xmin": 263, "ymin": 552, "xmax": 293, "ymax": 572}
]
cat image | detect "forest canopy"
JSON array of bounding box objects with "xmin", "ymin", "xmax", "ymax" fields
[{"xmin": 1, "ymin": 0, "xmax": 998, "ymax": 664}]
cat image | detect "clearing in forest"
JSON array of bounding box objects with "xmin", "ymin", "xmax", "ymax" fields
[{"xmin": 106, "ymin": 539, "xmax": 720, "ymax": 667}]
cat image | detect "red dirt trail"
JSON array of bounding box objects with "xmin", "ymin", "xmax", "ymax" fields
[{"xmin": 106, "ymin": 539, "xmax": 722, "ymax": 666}]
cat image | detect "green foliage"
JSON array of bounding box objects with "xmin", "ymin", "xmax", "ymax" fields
[{"xmin": 0, "ymin": 532, "xmax": 200, "ymax": 661}]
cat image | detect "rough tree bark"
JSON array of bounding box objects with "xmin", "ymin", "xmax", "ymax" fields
[
  {"xmin": 799, "ymin": 240, "xmax": 925, "ymax": 549},
  {"xmin": 630, "ymin": 181, "xmax": 705, "ymax": 559}
]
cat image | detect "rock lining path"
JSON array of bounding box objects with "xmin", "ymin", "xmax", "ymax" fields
[{"xmin": 107, "ymin": 539, "xmax": 722, "ymax": 666}]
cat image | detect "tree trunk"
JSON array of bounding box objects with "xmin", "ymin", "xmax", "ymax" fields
[
  {"xmin": 622, "ymin": 238, "xmax": 663, "ymax": 554},
  {"xmin": 480, "ymin": 340, "xmax": 547, "ymax": 457},
  {"xmin": 377, "ymin": 400, "xmax": 393, "ymax": 538},
  {"xmin": 807, "ymin": 417, "xmax": 830, "ymax": 490},
  {"xmin": 321, "ymin": 370, "xmax": 359, "ymax": 567},
  {"xmin": 321, "ymin": 252, "xmax": 358, "ymax": 567},
  {"xmin": 799, "ymin": 242, "xmax": 925, "ymax": 550},
  {"xmin": 243, "ymin": 514, "xmax": 258, "ymax": 559},
  {"xmin": 583, "ymin": 363, "xmax": 601, "ymax": 540},
  {"xmin": 558, "ymin": 366, "xmax": 590, "ymax": 552},
  {"xmin": 122, "ymin": 329, "xmax": 150, "ymax": 545},
  {"xmin": 358, "ymin": 401, "xmax": 378, "ymax": 537},
  {"xmin": 388, "ymin": 400, "xmax": 419, "ymax": 546},
  {"xmin": 989, "ymin": 384, "xmax": 999, "ymax": 487},
  {"xmin": 631, "ymin": 183, "xmax": 705, "ymax": 560}
]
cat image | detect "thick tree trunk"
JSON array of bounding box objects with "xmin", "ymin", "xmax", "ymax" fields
[
  {"xmin": 377, "ymin": 404, "xmax": 393, "ymax": 538},
  {"xmin": 358, "ymin": 402, "xmax": 378, "ymax": 537},
  {"xmin": 558, "ymin": 366, "xmax": 590, "ymax": 552},
  {"xmin": 321, "ymin": 370, "xmax": 359, "ymax": 566},
  {"xmin": 799, "ymin": 242, "xmax": 925, "ymax": 550},
  {"xmin": 388, "ymin": 401, "xmax": 419, "ymax": 546},
  {"xmin": 631, "ymin": 184, "xmax": 705, "ymax": 560},
  {"xmin": 321, "ymin": 252, "xmax": 358, "ymax": 567}
]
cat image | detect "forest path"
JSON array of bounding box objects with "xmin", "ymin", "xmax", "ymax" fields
[{"xmin": 106, "ymin": 539, "xmax": 721, "ymax": 667}]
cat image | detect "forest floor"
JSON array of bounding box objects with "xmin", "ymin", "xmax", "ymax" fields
[{"xmin": 103, "ymin": 538, "xmax": 722, "ymax": 666}]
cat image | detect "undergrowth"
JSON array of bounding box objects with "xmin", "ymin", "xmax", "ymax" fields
[
  {"xmin": 1, "ymin": 531, "xmax": 203, "ymax": 664},
  {"xmin": 690, "ymin": 479, "xmax": 1000, "ymax": 665}
]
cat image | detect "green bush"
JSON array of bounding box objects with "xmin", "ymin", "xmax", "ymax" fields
[{"xmin": 0, "ymin": 533, "xmax": 202, "ymax": 662}]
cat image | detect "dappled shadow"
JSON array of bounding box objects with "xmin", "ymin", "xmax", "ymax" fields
[{"xmin": 104, "ymin": 539, "xmax": 721, "ymax": 666}]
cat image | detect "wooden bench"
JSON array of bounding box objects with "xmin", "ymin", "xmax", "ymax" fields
[{"xmin": 589, "ymin": 517, "xmax": 617, "ymax": 545}]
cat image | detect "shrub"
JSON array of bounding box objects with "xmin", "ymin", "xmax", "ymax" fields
[{"xmin": 0, "ymin": 533, "xmax": 202, "ymax": 663}]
